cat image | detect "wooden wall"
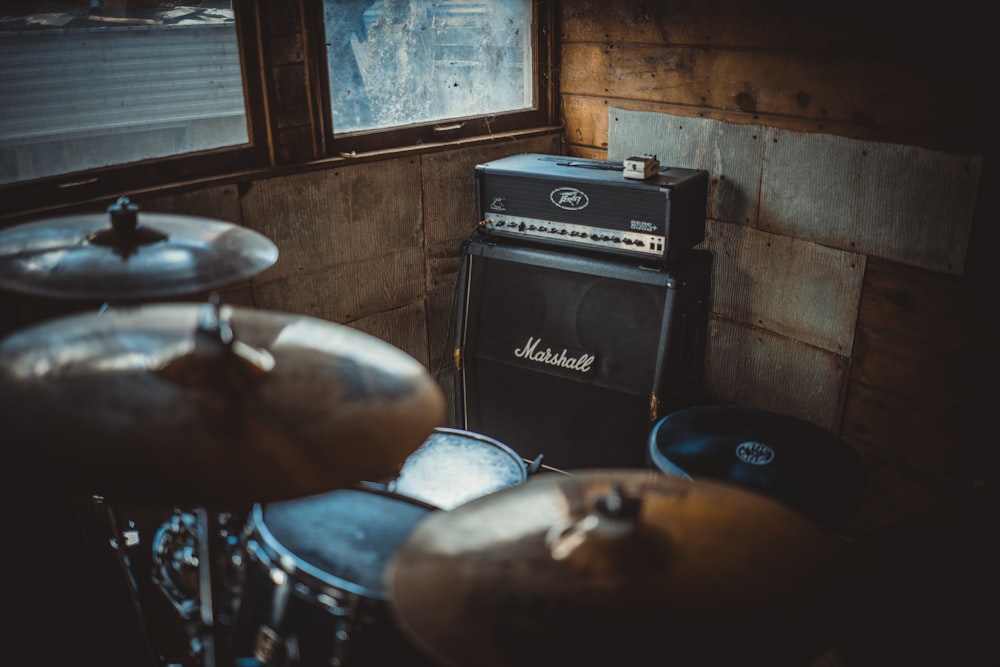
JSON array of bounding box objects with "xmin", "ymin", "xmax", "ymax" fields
[{"xmin": 559, "ymin": 0, "xmax": 998, "ymax": 540}]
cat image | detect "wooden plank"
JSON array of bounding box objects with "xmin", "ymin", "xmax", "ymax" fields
[
  {"xmin": 249, "ymin": 247, "xmax": 424, "ymax": 324},
  {"xmin": 560, "ymin": 43, "xmax": 990, "ymax": 136},
  {"xmin": 703, "ymin": 316, "xmax": 849, "ymax": 432},
  {"xmin": 561, "ymin": 0, "xmax": 986, "ymax": 57},
  {"xmin": 703, "ymin": 220, "xmax": 865, "ymax": 355},
  {"xmin": 846, "ymin": 436, "xmax": 993, "ymax": 533},
  {"xmin": 608, "ymin": 108, "xmax": 762, "ymax": 225},
  {"xmin": 841, "ymin": 382, "xmax": 987, "ymax": 484},
  {"xmin": 852, "ymin": 326, "xmax": 996, "ymax": 436},
  {"xmin": 760, "ymin": 128, "xmax": 981, "ymax": 274},
  {"xmin": 239, "ymin": 157, "xmax": 424, "ymax": 282},
  {"xmin": 858, "ymin": 258, "xmax": 999, "ymax": 362},
  {"xmin": 561, "ymin": 95, "xmax": 610, "ymax": 150}
]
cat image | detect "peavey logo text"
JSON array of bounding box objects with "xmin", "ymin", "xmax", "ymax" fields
[
  {"xmin": 514, "ymin": 337, "xmax": 595, "ymax": 374},
  {"xmin": 550, "ymin": 187, "xmax": 589, "ymax": 211}
]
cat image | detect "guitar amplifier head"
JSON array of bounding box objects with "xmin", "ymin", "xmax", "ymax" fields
[{"xmin": 476, "ymin": 153, "xmax": 708, "ymax": 262}]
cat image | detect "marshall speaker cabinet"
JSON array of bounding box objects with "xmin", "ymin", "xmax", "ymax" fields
[{"xmin": 454, "ymin": 237, "xmax": 712, "ymax": 470}]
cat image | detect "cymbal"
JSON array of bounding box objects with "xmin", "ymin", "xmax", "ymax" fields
[
  {"xmin": 0, "ymin": 301, "xmax": 445, "ymax": 508},
  {"xmin": 387, "ymin": 469, "xmax": 844, "ymax": 667},
  {"xmin": 0, "ymin": 197, "xmax": 278, "ymax": 300},
  {"xmin": 649, "ymin": 405, "xmax": 867, "ymax": 530}
]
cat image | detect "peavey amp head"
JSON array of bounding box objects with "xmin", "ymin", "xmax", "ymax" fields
[{"xmin": 476, "ymin": 153, "xmax": 708, "ymax": 262}]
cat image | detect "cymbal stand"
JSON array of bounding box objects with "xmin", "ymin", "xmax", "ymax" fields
[
  {"xmin": 194, "ymin": 508, "xmax": 234, "ymax": 667},
  {"xmin": 90, "ymin": 495, "xmax": 162, "ymax": 666}
]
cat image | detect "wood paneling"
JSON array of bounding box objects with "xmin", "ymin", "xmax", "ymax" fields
[
  {"xmin": 559, "ymin": 1, "xmax": 997, "ymax": 519},
  {"xmin": 347, "ymin": 299, "xmax": 431, "ymax": 369}
]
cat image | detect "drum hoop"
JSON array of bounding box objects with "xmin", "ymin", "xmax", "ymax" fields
[{"xmin": 248, "ymin": 485, "xmax": 436, "ymax": 601}]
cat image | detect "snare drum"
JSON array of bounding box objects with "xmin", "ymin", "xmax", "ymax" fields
[
  {"xmin": 388, "ymin": 427, "xmax": 527, "ymax": 510},
  {"xmin": 231, "ymin": 487, "xmax": 438, "ymax": 667}
]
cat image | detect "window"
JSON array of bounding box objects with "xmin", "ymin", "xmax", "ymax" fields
[
  {"xmin": 318, "ymin": 0, "xmax": 555, "ymax": 152},
  {"xmin": 0, "ymin": 1, "xmax": 265, "ymax": 213}
]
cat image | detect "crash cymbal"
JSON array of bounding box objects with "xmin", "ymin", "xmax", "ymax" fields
[
  {"xmin": 0, "ymin": 300, "xmax": 445, "ymax": 508},
  {"xmin": 0, "ymin": 196, "xmax": 278, "ymax": 300},
  {"xmin": 388, "ymin": 469, "xmax": 844, "ymax": 667},
  {"xmin": 648, "ymin": 405, "xmax": 867, "ymax": 531}
]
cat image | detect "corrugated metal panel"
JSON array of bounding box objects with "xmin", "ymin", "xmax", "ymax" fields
[
  {"xmin": 609, "ymin": 107, "xmax": 981, "ymax": 275},
  {"xmin": 0, "ymin": 23, "xmax": 245, "ymax": 143},
  {"xmin": 701, "ymin": 219, "xmax": 866, "ymax": 356}
]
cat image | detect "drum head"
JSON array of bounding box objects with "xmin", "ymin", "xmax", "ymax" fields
[
  {"xmin": 391, "ymin": 428, "xmax": 527, "ymax": 510},
  {"xmin": 256, "ymin": 488, "xmax": 434, "ymax": 599}
]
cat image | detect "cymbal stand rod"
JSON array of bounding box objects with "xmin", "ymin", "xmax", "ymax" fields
[
  {"xmin": 195, "ymin": 508, "xmax": 230, "ymax": 667},
  {"xmin": 94, "ymin": 497, "xmax": 162, "ymax": 666}
]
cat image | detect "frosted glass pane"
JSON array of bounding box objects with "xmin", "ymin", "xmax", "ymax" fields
[{"xmin": 325, "ymin": 0, "xmax": 533, "ymax": 133}]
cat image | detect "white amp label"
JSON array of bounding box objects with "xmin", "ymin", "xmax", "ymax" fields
[{"xmin": 514, "ymin": 336, "xmax": 595, "ymax": 374}]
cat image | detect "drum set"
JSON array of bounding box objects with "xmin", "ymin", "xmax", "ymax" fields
[{"xmin": 0, "ymin": 198, "xmax": 854, "ymax": 667}]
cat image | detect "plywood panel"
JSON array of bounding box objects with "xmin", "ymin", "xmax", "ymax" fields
[
  {"xmin": 703, "ymin": 221, "xmax": 865, "ymax": 355},
  {"xmin": 841, "ymin": 383, "xmax": 986, "ymax": 484},
  {"xmin": 852, "ymin": 326, "xmax": 995, "ymax": 435},
  {"xmin": 239, "ymin": 157, "xmax": 423, "ymax": 282},
  {"xmin": 608, "ymin": 108, "xmax": 761, "ymax": 225},
  {"xmin": 858, "ymin": 258, "xmax": 998, "ymax": 362},
  {"xmin": 561, "ymin": 95, "xmax": 610, "ymax": 150},
  {"xmin": 561, "ymin": 43, "xmax": 989, "ymax": 135},
  {"xmin": 761, "ymin": 129, "xmax": 981, "ymax": 274},
  {"xmin": 561, "ymin": 0, "xmax": 984, "ymax": 56},
  {"xmin": 249, "ymin": 247, "xmax": 424, "ymax": 324},
  {"xmin": 703, "ymin": 317, "xmax": 849, "ymax": 432}
]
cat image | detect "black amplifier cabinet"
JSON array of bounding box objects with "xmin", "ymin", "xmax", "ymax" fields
[
  {"xmin": 476, "ymin": 153, "xmax": 708, "ymax": 262},
  {"xmin": 455, "ymin": 237, "xmax": 712, "ymax": 470}
]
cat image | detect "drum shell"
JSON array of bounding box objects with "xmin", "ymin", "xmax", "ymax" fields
[{"xmin": 231, "ymin": 487, "xmax": 438, "ymax": 667}]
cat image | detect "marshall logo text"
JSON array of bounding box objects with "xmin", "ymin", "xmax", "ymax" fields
[{"xmin": 514, "ymin": 337, "xmax": 595, "ymax": 374}]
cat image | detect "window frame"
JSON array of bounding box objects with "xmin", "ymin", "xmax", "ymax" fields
[
  {"xmin": 306, "ymin": 0, "xmax": 558, "ymax": 156},
  {"xmin": 0, "ymin": 0, "xmax": 270, "ymax": 219}
]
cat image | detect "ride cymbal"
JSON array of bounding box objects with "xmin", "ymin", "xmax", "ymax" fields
[
  {"xmin": 0, "ymin": 301, "xmax": 445, "ymax": 508},
  {"xmin": 0, "ymin": 196, "xmax": 278, "ymax": 300},
  {"xmin": 387, "ymin": 469, "xmax": 844, "ymax": 667}
]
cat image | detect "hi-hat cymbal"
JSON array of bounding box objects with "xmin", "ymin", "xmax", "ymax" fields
[
  {"xmin": 0, "ymin": 301, "xmax": 445, "ymax": 508},
  {"xmin": 0, "ymin": 197, "xmax": 278, "ymax": 300},
  {"xmin": 388, "ymin": 469, "xmax": 844, "ymax": 667}
]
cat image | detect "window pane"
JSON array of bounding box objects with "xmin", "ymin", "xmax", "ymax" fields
[
  {"xmin": 324, "ymin": 0, "xmax": 533, "ymax": 133},
  {"xmin": 0, "ymin": 2, "xmax": 248, "ymax": 186}
]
